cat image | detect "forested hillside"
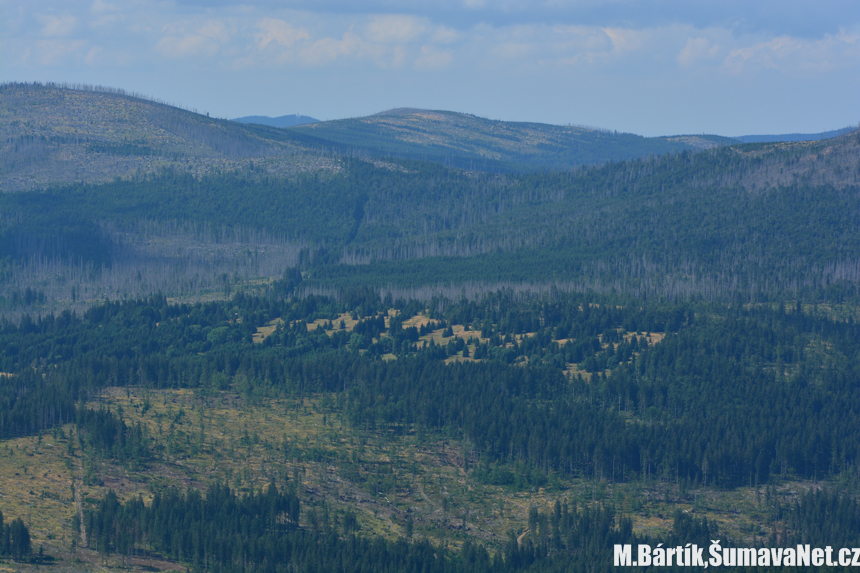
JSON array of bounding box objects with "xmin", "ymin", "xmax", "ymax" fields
[
  {"xmin": 2, "ymin": 83, "xmax": 860, "ymax": 573},
  {"xmin": 4, "ymin": 290, "xmax": 860, "ymax": 571},
  {"xmin": 1, "ymin": 128, "xmax": 858, "ymax": 313}
]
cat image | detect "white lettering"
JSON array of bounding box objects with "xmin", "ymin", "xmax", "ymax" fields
[
  {"xmin": 691, "ymin": 545, "xmax": 705, "ymax": 567},
  {"xmin": 771, "ymin": 547, "xmax": 784, "ymax": 566},
  {"xmin": 709, "ymin": 540, "xmax": 722, "ymax": 567},
  {"xmin": 614, "ymin": 544, "xmax": 632, "ymax": 566},
  {"xmin": 667, "ymin": 547, "xmax": 677, "ymax": 566},
  {"xmin": 812, "ymin": 547, "xmax": 824, "ymax": 566},
  {"xmin": 628, "ymin": 542, "xmax": 860, "ymax": 569},
  {"xmin": 738, "ymin": 547, "xmax": 755, "ymax": 566},
  {"xmin": 784, "ymin": 547, "xmax": 796, "ymax": 566},
  {"xmin": 723, "ymin": 547, "xmax": 736, "ymax": 566}
]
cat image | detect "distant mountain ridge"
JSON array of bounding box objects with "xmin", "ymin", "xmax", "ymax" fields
[
  {"xmin": 289, "ymin": 108, "xmax": 736, "ymax": 171},
  {"xmin": 733, "ymin": 126, "xmax": 857, "ymax": 143},
  {"xmin": 232, "ymin": 114, "xmax": 319, "ymax": 128},
  {"xmin": 0, "ymin": 82, "xmax": 744, "ymax": 191},
  {"xmin": 3, "ymin": 82, "xmax": 854, "ymax": 193},
  {"xmin": 232, "ymin": 107, "xmax": 857, "ymax": 148}
]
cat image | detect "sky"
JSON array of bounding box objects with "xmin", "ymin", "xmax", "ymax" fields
[{"xmin": 2, "ymin": 0, "xmax": 859, "ymax": 137}]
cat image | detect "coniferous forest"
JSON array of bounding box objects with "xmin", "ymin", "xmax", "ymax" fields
[{"xmin": 1, "ymin": 83, "xmax": 860, "ymax": 572}]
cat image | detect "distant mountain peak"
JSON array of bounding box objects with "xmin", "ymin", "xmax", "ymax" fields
[
  {"xmin": 291, "ymin": 108, "xmax": 735, "ymax": 171},
  {"xmin": 732, "ymin": 126, "xmax": 858, "ymax": 143},
  {"xmin": 374, "ymin": 108, "xmax": 425, "ymax": 116},
  {"xmin": 232, "ymin": 114, "xmax": 319, "ymax": 128}
]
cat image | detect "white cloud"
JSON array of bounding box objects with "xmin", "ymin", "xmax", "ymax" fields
[
  {"xmin": 32, "ymin": 39, "xmax": 88, "ymax": 65},
  {"xmin": 724, "ymin": 36, "xmax": 802, "ymax": 73},
  {"xmin": 249, "ymin": 14, "xmax": 457, "ymax": 69},
  {"xmin": 493, "ymin": 41, "xmax": 534, "ymax": 59},
  {"xmin": 430, "ymin": 26, "xmax": 460, "ymax": 44},
  {"xmin": 296, "ymin": 31, "xmax": 368, "ymax": 66},
  {"xmin": 677, "ymin": 37, "xmax": 723, "ymax": 68},
  {"xmin": 37, "ymin": 14, "xmax": 78, "ymax": 37},
  {"xmin": 156, "ymin": 19, "xmax": 231, "ymax": 58},
  {"xmin": 415, "ymin": 45, "xmax": 453, "ymax": 69},
  {"xmin": 199, "ymin": 20, "xmax": 231, "ymax": 43},
  {"xmin": 723, "ymin": 29, "xmax": 860, "ymax": 74},
  {"xmin": 478, "ymin": 23, "xmax": 660, "ymax": 69},
  {"xmin": 544, "ymin": 25, "xmax": 618, "ymax": 66},
  {"xmin": 256, "ymin": 18, "xmax": 310, "ymax": 49},
  {"xmin": 365, "ymin": 15, "xmax": 427, "ymax": 44},
  {"xmin": 84, "ymin": 45, "xmax": 102, "ymax": 64},
  {"xmin": 90, "ymin": 0, "xmax": 112, "ymax": 14},
  {"xmin": 602, "ymin": 27, "xmax": 648, "ymax": 54},
  {"xmin": 89, "ymin": 0, "xmax": 123, "ymax": 28}
]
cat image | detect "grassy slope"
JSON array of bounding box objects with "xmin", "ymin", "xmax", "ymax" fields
[{"xmin": 1, "ymin": 387, "xmax": 819, "ymax": 572}]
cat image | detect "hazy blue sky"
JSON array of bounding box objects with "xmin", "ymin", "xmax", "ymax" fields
[{"xmin": 3, "ymin": 0, "xmax": 858, "ymax": 136}]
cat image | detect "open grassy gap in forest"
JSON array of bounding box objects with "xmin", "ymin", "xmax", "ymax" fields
[{"xmin": 1, "ymin": 386, "xmax": 840, "ymax": 570}]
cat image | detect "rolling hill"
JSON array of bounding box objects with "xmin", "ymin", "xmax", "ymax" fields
[
  {"xmin": 290, "ymin": 107, "xmax": 735, "ymax": 171},
  {"xmin": 734, "ymin": 125, "xmax": 857, "ymax": 143},
  {"xmin": 0, "ymin": 82, "xmax": 338, "ymax": 192},
  {"xmin": 0, "ymin": 83, "xmax": 736, "ymax": 194}
]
